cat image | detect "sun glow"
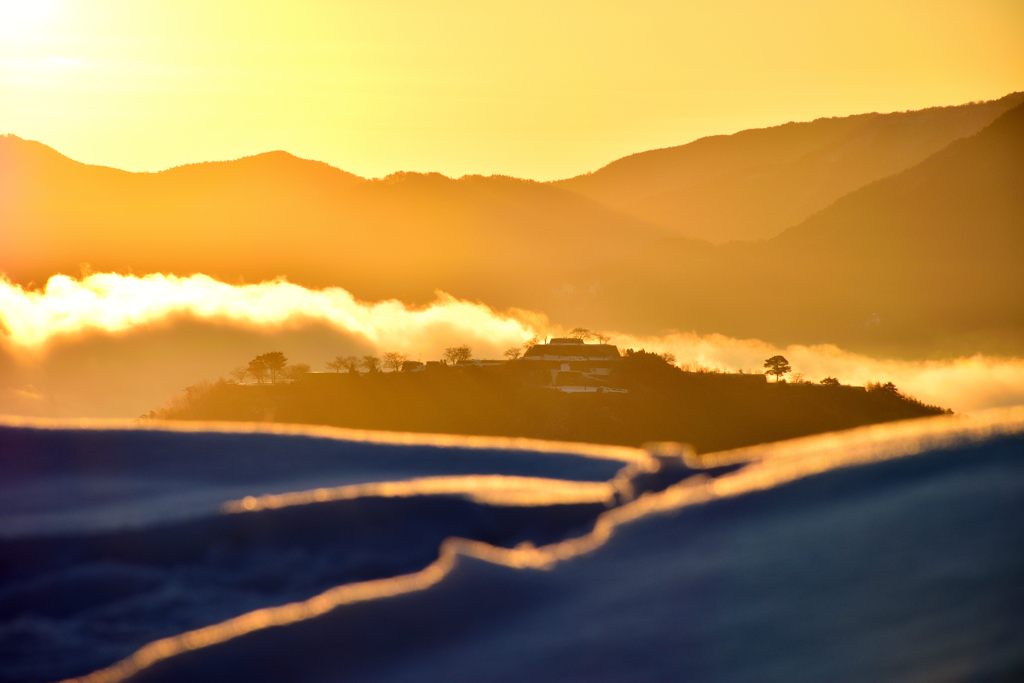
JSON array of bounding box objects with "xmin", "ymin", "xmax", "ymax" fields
[
  {"xmin": 0, "ymin": 0, "xmax": 61, "ymax": 40},
  {"xmin": 2, "ymin": 1, "xmax": 1022, "ymax": 179}
]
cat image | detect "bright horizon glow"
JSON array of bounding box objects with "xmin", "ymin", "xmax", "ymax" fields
[
  {"xmin": 0, "ymin": 0, "xmax": 61, "ymax": 38},
  {"xmin": 2, "ymin": 272, "xmax": 1023, "ymax": 415},
  {"xmin": 0, "ymin": 273, "xmax": 541, "ymax": 355},
  {"xmin": 1, "ymin": 1, "xmax": 1022, "ymax": 180}
]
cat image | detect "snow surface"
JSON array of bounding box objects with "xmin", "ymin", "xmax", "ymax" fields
[
  {"xmin": 0, "ymin": 422, "xmax": 633, "ymax": 537},
  {"xmin": 1, "ymin": 411, "xmax": 1022, "ymax": 683}
]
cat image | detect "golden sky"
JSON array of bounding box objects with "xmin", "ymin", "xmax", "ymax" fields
[{"xmin": 2, "ymin": 0, "xmax": 1022, "ymax": 180}]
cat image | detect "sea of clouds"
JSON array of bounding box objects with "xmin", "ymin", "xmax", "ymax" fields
[{"xmin": 1, "ymin": 273, "xmax": 1022, "ymax": 417}]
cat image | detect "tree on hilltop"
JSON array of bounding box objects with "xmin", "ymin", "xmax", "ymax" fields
[
  {"xmin": 867, "ymin": 381, "xmax": 901, "ymax": 396},
  {"xmin": 282, "ymin": 363, "xmax": 310, "ymax": 381},
  {"xmin": 504, "ymin": 347, "xmax": 522, "ymax": 360},
  {"xmin": 443, "ymin": 345, "xmax": 473, "ymax": 365},
  {"xmin": 522, "ymin": 335, "xmax": 544, "ymax": 353},
  {"xmin": 332, "ymin": 356, "xmax": 360, "ymax": 373},
  {"xmin": 360, "ymin": 355, "xmax": 381, "ymax": 373},
  {"xmin": 568, "ymin": 327, "xmax": 592, "ymax": 340},
  {"xmin": 259, "ymin": 352, "xmax": 288, "ymax": 383},
  {"xmin": 382, "ymin": 351, "xmax": 409, "ymax": 373},
  {"xmin": 820, "ymin": 376, "xmax": 840, "ymax": 386},
  {"xmin": 763, "ymin": 355, "xmax": 791, "ymax": 382},
  {"xmin": 247, "ymin": 356, "xmax": 269, "ymax": 383},
  {"xmin": 229, "ymin": 366, "xmax": 249, "ymax": 384}
]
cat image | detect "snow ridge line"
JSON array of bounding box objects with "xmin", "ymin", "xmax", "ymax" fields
[
  {"xmin": 0, "ymin": 414, "xmax": 647, "ymax": 463},
  {"xmin": 61, "ymin": 407, "xmax": 1024, "ymax": 683}
]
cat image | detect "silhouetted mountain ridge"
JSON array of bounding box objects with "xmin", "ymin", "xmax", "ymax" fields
[
  {"xmin": 2, "ymin": 94, "xmax": 1022, "ymax": 355},
  {"xmin": 586, "ymin": 100, "xmax": 1024, "ymax": 355},
  {"xmin": 556, "ymin": 93, "xmax": 1023, "ymax": 242},
  {"xmin": 774, "ymin": 97, "xmax": 1024, "ymax": 255},
  {"xmin": 0, "ymin": 134, "xmax": 671, "ymax": 305}
]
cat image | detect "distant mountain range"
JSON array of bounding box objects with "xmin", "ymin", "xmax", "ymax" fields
[
  {"xmin": 556, "ymin": 95, "xmax": 1022, "ymax": 243},
  {"xmin": 2, "ymin": 93, "xmax": 1022, "ymax": 356},
  {"xmin": 593, "ymin": 98, "xmax": 1024, "ymax": 356},
  {"xmin": 0, "ymin": 136, "xmax": 666, "ymax": 307}
]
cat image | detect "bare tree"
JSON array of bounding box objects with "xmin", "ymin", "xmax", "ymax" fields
[
  {"xmin": 381, "ymin": 351, "xmax": 408, "ymax": 373},
  {"xmin": 522, "ymin": 335, "xmax": 544, "ymax": 353},
  {"xmin": 504, "ymin": 347, "xmax": 522, "ymax": 360},
  {"xmin": 282, "ymin": 363, "xmax": 310, "ymax": 381},
  {"xmin": 820, "ymin": 376, "xmax": 840, "ymax": 386},
  {"xmin": 659, "ymin": 352, "xmax": 677, "ymax": 365},
  {"xmin": 327, "ymin": 355, "xmax": 361, "ymax": 373},
  {"xmin": 443, "ymin": 345, "xmax": 472, "ymax": 365},
  {"xmin": 568, "ymin": 327, "xmax": 592, "ymax": 340},
  {"xmin": 593, "ymin": 333, "xmax": 611, "ymax": 344},
  {"xmin": 360, "ymin": 355, "xmax": 381, "ymax": 373},
  {"xmin": 229, "ymin": 366, "xmax": 249, "ymax": 384}
]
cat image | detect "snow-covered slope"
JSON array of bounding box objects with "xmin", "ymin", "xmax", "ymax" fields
[
  {"xmin": 0, "ymin": 421, "xmax": 638, "ymax": 537},
  {"xmin": 1, "ymin": 411, "xmax": 1022, "ymax": 683}
]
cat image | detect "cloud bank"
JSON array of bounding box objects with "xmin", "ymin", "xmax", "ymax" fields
[
  {"xmin": 1, "ymin": 273, "xmax": 1022, "ymax": 417},
  {"xmin": 0, "ymin": 272, "xmax": 539, "ymax": 358},
  {"xmin": 608, "ymin": 332, "xmax": 1024, "ymax": 415}
]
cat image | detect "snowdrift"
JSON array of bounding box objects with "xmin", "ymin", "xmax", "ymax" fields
[{"xmin": 1, "ymin": 411, "xmax": 1022, "ymax": 682}]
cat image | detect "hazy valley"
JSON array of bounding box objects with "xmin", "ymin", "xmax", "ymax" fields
[{"xmin": 4, "ymin": 94, "xmax": 1022, "ymax": 359}]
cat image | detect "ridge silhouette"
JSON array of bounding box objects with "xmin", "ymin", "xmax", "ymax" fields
[
  {"xmin": 596, "ymin": 99, "xmax": 1024, "ymax": 356},
  {"xmin": 556, "ymin": 93, "xmax": 1022, "ymax": 242},
  {"xmin": 2, "ymin": 94, "xmax": 1021, "ymax": 355}
]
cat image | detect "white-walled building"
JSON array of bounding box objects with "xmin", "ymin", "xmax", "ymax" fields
[{"xmin": 522, "ymin": 338, "xmax": 626, "ymax": 393}]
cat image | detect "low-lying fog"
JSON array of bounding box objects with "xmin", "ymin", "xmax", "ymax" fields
[{"xmin": 2, "ymin": 273, "xmax": 1022, "ymax": 418}]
